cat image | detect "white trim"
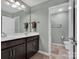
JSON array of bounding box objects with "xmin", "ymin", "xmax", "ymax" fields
[
  {"xmin": 38, "ymin": 50, "xmax": 49, "ymax": 56},
  {"xmin": 49, "ymin": 3, "xmax": 69, "ymax": 9},
  {"xmin": 48, "ymin": 3, "xmax": 69, "ymax": 59},
  {"xmin": 48, "ymin": 7, "xmax": 52, "ymax": 59}
]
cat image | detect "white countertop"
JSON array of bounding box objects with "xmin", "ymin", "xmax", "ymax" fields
[{"xmin": 1, "ymin": 32, "xmax": 39, "ymax": 42}]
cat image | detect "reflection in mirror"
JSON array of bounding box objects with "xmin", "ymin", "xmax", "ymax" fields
[{"xmin": 1, "ymin": 0, "xmax": 31, "ymax": 36}]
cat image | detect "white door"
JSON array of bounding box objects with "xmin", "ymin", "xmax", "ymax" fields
[
  {"xmin": 68, "ymin": 0, "xmax": 76, "ymax": 59},
  {"xmin": 49, "ymin": 0, "xmax": 76, "ymax": 59}
]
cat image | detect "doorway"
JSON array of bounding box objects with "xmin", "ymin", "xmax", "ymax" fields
[{"xmin": 49, "ymin": 1, "xmax": 76, "ymax": 59}]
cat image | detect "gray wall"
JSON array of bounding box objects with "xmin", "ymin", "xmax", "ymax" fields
[
  {"xmin": 51, "ymin": 11, "xmax": 69, "ymax": 43},
  {"xmin": 1, "ymin": 10, "xmax": 13, "ymax": 17},
  {"xmin": 31, "ymin": 0, "xmax": 68, "ymax": 53}
]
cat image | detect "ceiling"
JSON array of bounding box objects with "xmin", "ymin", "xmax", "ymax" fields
[
  {"xmin": 1, "ymin": 0, "xmax": 49, "ymax": 13},
  {"xmin": 1, "ymin": 0, "xmax": 21, "ymax": 13},
  {"xmin": 22, "ymin": 0, "xmax": 48, "ymax": 7}
]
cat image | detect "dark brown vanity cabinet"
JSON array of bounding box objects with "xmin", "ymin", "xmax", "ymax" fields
[
  {"xmin": 1, "ymin": 35, "xmax": 39, "ymax": 59},
  {"xmin": 2, "ymin": 44, "xmax": 26, "ymax": 59},
  {"xmin": 12, "ymin": 44, "xmax": 26, "ymax": 59},
  {"xmin": 1, "ymin": 38, "xmax": 26, "ymax": 59},
  {"xmin": 1, "ymin": 48, "xmax": 11, "ymax": 59},
  {"xmin": 27, "ymin": 36, "xmax": 39, "ymax": 59}
]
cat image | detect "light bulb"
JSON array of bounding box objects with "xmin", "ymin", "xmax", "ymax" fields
[
  {"xmin": 9, "ymin": 0, "xmax": 15, "ymax": 3},
  {"xmin": 15, "ymin": 1, "xmax": 20, "ymax": 6},
  {"xmin": 11, "ymin": 4, "xmax": 17, "ymax": 8},
  {"xmin": 21, "ymin": 5, "xmax": 25, "ymax": 8}
]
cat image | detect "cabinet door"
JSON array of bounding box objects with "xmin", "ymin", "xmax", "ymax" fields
[
  {"xmin": 1, "ymin": 49, "xmax": 11, "ymax": 59},
  {"xmin": 27, "ymin": 39, "xmax": 34, "ymax": 58},
  {"xmin": 27, "ymin": 36, "xmax": 39, "ymax": 58},
  {"xmin": 32, "ymin": 37, "xmax": 39, "ymax": 53},
  {"xmin": 12, "ymin": 44, "xmax": 26, "ymax": 59}
]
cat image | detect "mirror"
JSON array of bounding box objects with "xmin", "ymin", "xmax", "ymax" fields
[{"xmin": 1, "ymin": 0, "xmax": 31, "ymax": 36}]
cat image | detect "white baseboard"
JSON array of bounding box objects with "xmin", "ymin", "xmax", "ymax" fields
[{"xmin": 38, "ymin": 50, "xmax": 49, "ymax": 56}]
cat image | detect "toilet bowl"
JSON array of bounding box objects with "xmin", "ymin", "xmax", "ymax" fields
[
  {"xmin": 63, "ymin": 40, "xmax": 73, "ymax": 50},
  {"xmin": 64, "ymin": 41, "xmax": 69, "ymax": 49},
  {"xmin": 64, "ymin": 40, "xmax": 73, "ymax": 59}
]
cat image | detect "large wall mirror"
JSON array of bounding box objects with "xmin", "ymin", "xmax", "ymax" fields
[{"xmin": 1, "ymin": 0, "xmax": 31, "ymax": 36}]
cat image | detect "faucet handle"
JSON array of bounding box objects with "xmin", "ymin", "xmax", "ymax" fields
[{"xmin": 1, "ymin": 32, "xmax": 7, "ymax": 37}]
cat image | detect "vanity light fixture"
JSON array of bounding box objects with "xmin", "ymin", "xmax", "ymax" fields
[
  {"xmin": 9, "ymin": 0, "xmax": 15, "ymax": 3},
  {"xmin": 21, "ymin": 5, "xmax": 25, "ymax": 8},
  {"xmin": 11, "ymin": 4, "xmax": 18, "ymax": 8},
  {"xmin": 15, "ymin": 1, "xmax": 20, "ymax": 6},
  {"xmin": 5, "ymin": 0, "xmax": 26, "ymax": 10}
]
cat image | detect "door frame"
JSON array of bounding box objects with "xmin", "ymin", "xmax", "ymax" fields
[
  {"xmin": 48, "ymin": 1, "xmax": 76, "ymax": 59},
  {"xmin": 48, "ymin": 3, "xmax": 69, "ymax": 59}
]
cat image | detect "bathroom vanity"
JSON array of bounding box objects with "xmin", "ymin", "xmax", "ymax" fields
[{"xmin": 1, "ymin": 33, "xmax": 39, "ymax": 59}]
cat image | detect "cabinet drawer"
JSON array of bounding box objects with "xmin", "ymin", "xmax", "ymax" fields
[
  {"xmin": 1, "ymin": 39, "xmax": 25, "ymax": 49},
  {"xmin": 27, "ymin": 37, "xmax": 34, "ymax": 42},
  {"xmin": 27, "ymin": 36, "xmax": 39, "ymax": 42}
]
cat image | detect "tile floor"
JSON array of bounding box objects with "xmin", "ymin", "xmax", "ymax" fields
[
  {"xmin": 30, "ymin": 53, "xmax": 49, "ymax": 59},
  {"xmin": 51, "ymin": 43, "xmax": 69, "ymax": 59},
  {"xmin": 30, "ymin": 43, "xmax": 69, "ymax": 59}
]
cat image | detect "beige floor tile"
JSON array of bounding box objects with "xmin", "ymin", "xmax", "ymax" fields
[
  {"xmin": 30, "ymin": 43, "xmax": 68, "ymax": 59},
  {"xmin": 30, "ymin": 53, "xmax": 49, "ymax": 59},
  {"xmin": 51, "ymin": 43, "xmax": 68, "ymax": 59}
]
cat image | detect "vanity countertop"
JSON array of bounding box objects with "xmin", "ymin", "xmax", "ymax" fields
[{"xmin": 1, "ymin": 32, "xmax": 39, "ymax": 42}]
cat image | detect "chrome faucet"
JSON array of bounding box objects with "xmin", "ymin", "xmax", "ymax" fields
[{"xmin": 1, "ymin": 32, "xmax": 7, "ymax": 37}]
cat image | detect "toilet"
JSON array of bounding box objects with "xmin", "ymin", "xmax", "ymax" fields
[
  {"xmin": 63, "ymin": 40, "xmax": 73, "ymax": 50},
  {"xmin": 63, "ymin": 40, "xmax": 73, "ymax": 59}
]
